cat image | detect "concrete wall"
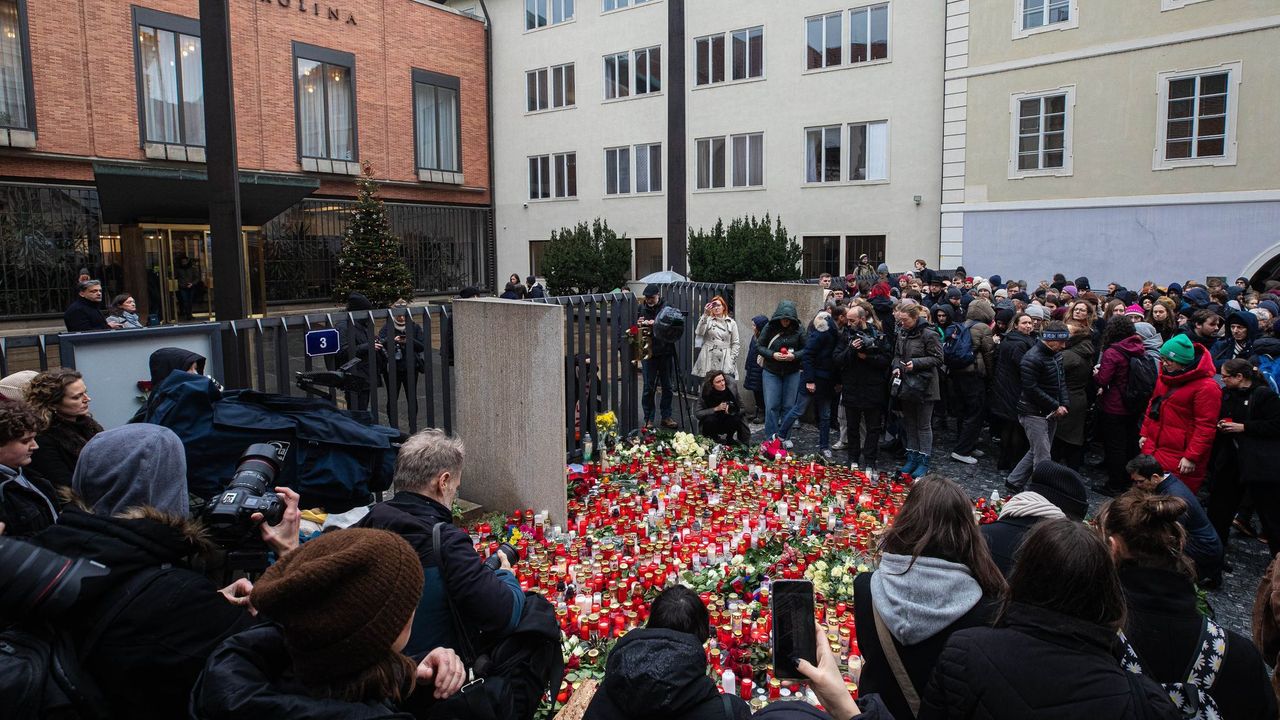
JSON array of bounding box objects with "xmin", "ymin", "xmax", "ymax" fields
[
  {"xmin": 961, "ymin": 200, "xmax": 1280, "ymax": 288},
  {"xmin": 732, "ymin": 281, "xmax": 826, "ymax": 413},
  {"xmin": 454, "ymin": 297, "xmax": 567, "ymax": 522}
]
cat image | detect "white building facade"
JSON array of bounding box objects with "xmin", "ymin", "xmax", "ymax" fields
[{"xmin": 449, "ymin": 0, "xmax": 946, "ymax": 283}]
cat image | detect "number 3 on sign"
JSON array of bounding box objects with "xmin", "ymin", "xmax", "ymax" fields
[{"xmin": 306, "ymin": 329, "xmax": 340, "ymax": 357}]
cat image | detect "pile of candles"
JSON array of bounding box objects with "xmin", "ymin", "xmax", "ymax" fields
[{"xmin": 468, "ymin": 448, "xmax": 910, "ymax": 712}]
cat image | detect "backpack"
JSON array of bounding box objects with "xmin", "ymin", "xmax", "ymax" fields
[
  {"xmin": 1256, "ymin": 354, "xmax": 1280, "ymax": 394},
  {"xmin": 1123, "ymin": 355, "xmax": 1159, "ymax": 415},
  {"xmin": 0, "ymin": 566, "xmax": 167, "ymax": 720},
  {"xmin": 1120, "ymin": 618, "xmax": 1225, "ymax": 720},
  {"xmin": 943, "ymin": 322, "xmax": 976, "ymax": 370}
]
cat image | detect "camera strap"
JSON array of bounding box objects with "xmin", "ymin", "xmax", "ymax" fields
[{"xmin": 432, "ymin": 522, "xmax": 481, "ymax": 666}]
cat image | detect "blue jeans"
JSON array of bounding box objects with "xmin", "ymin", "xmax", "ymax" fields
[
  {"xmin": 762, "ymin": 370, "xmax": 802, "ymax": 439},
  {"xmin": 642, "ymin": 354, "xmax": 674, "ymax": 422},
  {"xmin": 781, "ymin": 378, "xmax": 834, "ymax": 447}
]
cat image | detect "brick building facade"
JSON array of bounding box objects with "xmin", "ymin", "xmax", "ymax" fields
[{"xmin": 0, "ymin": 0, "xmax": 491, "ymax": 321}]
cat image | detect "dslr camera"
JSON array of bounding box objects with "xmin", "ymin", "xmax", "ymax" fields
[
  {"xmin": 0, "ymin": 536, "xmax": 108, "ymax": 620},
  {"xmin": 204, "ymin": 443, "xmax": 286, "ymax": 548},
  {"xmin": 484, "ymin": 543, "xmax": 519, "ymax": 571}
]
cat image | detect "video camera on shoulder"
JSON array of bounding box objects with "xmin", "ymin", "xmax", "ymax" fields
[{"xmin": 204, "ymin": 443, "xmax": 286, "ymax": 549}]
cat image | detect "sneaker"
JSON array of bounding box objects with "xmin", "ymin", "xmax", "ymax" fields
[
  {"xmin": 821, "ymin": 449, "xmax": 833, "ymax": 460},
  {"xmin": 660, "ymin": 418, "xmax": 679, "ymax": 429},
  {"xmin": 783, "ymin": 439, "xmax": 794, "ymax": 450},
  {"xmin": 831, "ymin": 440, "xmax": 848, "ymax": 451},
  {"xmin": 950, "ymin": 452, "xmax": 978, "ymax": 465}
]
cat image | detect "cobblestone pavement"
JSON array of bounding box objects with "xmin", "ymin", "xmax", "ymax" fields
[{"xmin": 745, "ymin": 415, "xmax": 1272, "ymax": 640}]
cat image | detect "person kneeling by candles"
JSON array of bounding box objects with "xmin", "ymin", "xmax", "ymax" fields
[
  {"xmin": 695, "ymin": 372, "xmax": 751, "ymax": 446},
  {"xmin": 584, "ymin": 585, "xmax": 754, "ymax": 719},
  {"xmin": 358, "ymin": 429, "xmax": 562, "ymax": 720}
]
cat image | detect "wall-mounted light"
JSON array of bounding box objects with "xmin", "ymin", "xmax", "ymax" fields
[{"xmin": 913, "ymin": 195, "xmax": 922, "ymax": 205}]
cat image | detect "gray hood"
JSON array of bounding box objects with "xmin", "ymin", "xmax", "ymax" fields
[
  {"xmin": 870, "ymin": 553, "xmax": 983, "ymax": 645},
  {"xmin": 72, "ymin": 424, "xmax": 189, "ymax": 516},
  {"xmin": 1134, "ymin": 322, "xmax": 1164, "ymax": 361}
]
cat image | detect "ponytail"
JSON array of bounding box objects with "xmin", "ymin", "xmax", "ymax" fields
[
  {"xmin": 1222, "ymin": 357, "xmax": 1263, "ymax": 385},
  {"xmin": 1099, "ymin": 490, "xmax": 1196, "ymax": 580}
]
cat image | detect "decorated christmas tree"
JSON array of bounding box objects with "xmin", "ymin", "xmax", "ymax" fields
[{"xmin": 334, "ymin": 164, "xmax": 415, "ymax": 307}]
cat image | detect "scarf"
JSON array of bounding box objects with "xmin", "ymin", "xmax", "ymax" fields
[{"xmin": 997, "ymin": 491, "xmax": 1066, "ymax": 521}]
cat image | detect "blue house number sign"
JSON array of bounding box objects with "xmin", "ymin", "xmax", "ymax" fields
[{"xmin": 305, "ymin": 329, "xmax": 341, "ymax": 357}]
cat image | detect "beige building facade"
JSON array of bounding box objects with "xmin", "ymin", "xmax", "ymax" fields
[{"xmin": 941, "ymin": 0, "xmax": 1280, "ymax": 287}]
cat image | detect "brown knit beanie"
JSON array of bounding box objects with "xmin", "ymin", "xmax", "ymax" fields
[{"xmin": 251, "ymin": 528, "xmax": 424, "ymax": 683}]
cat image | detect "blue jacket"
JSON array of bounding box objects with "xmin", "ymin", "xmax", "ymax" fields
[
  {"xmin": 359, "ymin": 491, "xmax": 523, "ymax": 656},
  {"xmin": 742, "ymin": 315, "xmax": 768, "ymax": 392},
  {"xmin": 800, "ymin": 312, "xmax": 838, "ymax": 382},
  {"xmin": 1211, "ymin": 310, "xmax": 1259, "ymax": 369},
  {"xmin": 1156, "ymin": 474, "xmax": 1223, "ymax": 576}
]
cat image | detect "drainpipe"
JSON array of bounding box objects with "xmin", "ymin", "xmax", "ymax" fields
[{"xmin": 478, "ymin": 0, "xmax": 497, "ymax": 293}]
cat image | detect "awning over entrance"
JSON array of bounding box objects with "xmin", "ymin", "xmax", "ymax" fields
[{"xmin": 93, "ymin": 162, "xmax": 320, "ymax": 225}]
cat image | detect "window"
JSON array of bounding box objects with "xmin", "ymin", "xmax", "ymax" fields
[
  {"xmin": 526, "ymin": 0, "xmax": 573, "ymax": 31},
  {"xmin": 695, "ymin": 34, "xmax": 725, "ymax": 86},
  {"xmin": 1015, "ymin": 0, "xmax": 1077, "ymax": 36},
  {"xmin": 605, "ymin": 146, "xmax": 631, "ymax": 195},
  {"xmin": 635, "ymin": 237, "xmax": 663, "ymax": 278},
  {"xmin": 413, "ymin": 70, "xmax": 460, "ymax": 175},
  {"xmin": 731, "ymin": 133, "xmax": 764, "ymax": 187},
  {"xmin": 529, "ymin": 240, "xmax": 549, "ymax": 277},
  {"xmin": 294, "ymin": 43, "xmax": 356, "ymax": 163},
  {"xmin": 802, "ymin": 236, "xmax": 840, "ymax": 278},
  {"xmin": 731, "ymin": 26, "xmax": 764, "ymax": 81},
  {"xmin": 845, "ymin": 235, "xmax": 886, "ymax": 272},
  {"xmin": 527, "ymin": 64, "xmax": 574, "ymax": 112},
  {"xmin": 1156, "ymin": 63, "xmax": 1239, "ymax": 169},
  {"xmin": 805, "ymin": 125, "xmax": 842, "ymax": 183},
  {"xmin": 0, "ymin": 0, "xmax": 35, "ymax": 134},
  {"xmin": 635, "ymin": 143, "xmax": 662, "ymax": 193},
  {"xmin": 848, "ymin": 120, "xmax": 888, "ymax": 181},
  {"xmin": 605, "ymin": 47, "xmax": 659, "ymax": 99},
  {"xmin": 696, "ymin": 137, "xmax": 726, "ymax": 189},
  {"xmin": 1162, "ymin": 0, "xmax": 1211, "ymax": 9},
  {"xmin": 849, "ymin": 4, "xmax": 889, "ymax": 63},
  {"xmin": 1010, "ymin": 89, "xmax": 1072, "ymax": 176},
  {"xmin": 134, "ymin": 9, "xmax": 204, "ymax": 147},
  {"xmin": 603, "ymin": 0, "xmax": 653, "ymax": 11},
  {"xmin": 529, "ymin": 152, "xmax": 577, "ymax": 199},
  {"xmin": 806, "ymin": 13, "xmax": 841, "ymax": 70}
]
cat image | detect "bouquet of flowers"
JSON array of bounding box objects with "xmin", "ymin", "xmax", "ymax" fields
[
  {"xmin": 671, "ymin": 431, "xmax": 708, "ymax": 459},
  {"xmin": 760, "ymin": 436, "xmax": 787, "ymax": 461},
  {"xmin": 974, "ymin": 493, "xmax": 1006, "ymax": 525},
  {"xmin": 805, "ymin": 550, "xmax": 872, "ymax": 606}
]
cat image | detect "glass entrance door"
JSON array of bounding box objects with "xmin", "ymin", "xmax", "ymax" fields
[{"xmin": 140, "ymin": 226, "xmax": 265, "ymax": 324}]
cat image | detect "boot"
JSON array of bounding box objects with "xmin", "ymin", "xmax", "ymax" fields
[
  {"xmin": 912, "ymin": 451, "xmax": 931, "ymax": 478},
  {"xmin": 899, "ymin": 450, "xmax": 920, "ymax": 477}
]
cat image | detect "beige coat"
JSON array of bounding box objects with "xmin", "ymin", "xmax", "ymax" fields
[{"xmin": 692, "ymin": 315, "xmax": 741, "ymax": 378}]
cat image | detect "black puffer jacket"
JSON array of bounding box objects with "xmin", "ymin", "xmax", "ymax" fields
[
  {"xmin": 583, "ymin": 628, "xmax": 752, "ymax": 720},
  {"xmin": 1120, "ymin": 565, "xmax": 1276, "ymax": 720},
  {"xmin": 918, "ymin": 603, "xmax": 1181, "ymax": 720},
  {"xmin": 834, "ymin": 324, "xmax": 891, "ymax": 408},
  {"xmin": 30, "ymin": 507, "xmax": 256, "ymax": 720},
  {"xmin": 1016, "ymin": 342, "xmax": 1067, "ymax": 416},
  {"xmin": 992, "ymin": 330, "xmax": 1034, "ymax": 420},
  {"xmin": 1218, "ymin": 381, "xmax": 1280, "ymax": 484},
  {"xmin": 756, "ymin": 301, "xmax": 807, "ymax": 376},
  {"xmin": 0, "ymin": 465, "xmax": 58, "ymax": 538},
  {"xmin": 191, "ymin": 624, "xmax": 414, "ymax": 720},
  {"xmin": 28, "ymin": 413, "xmax": 104, "ymax": 489},
  {"xmin": 979, "ymin": 515, "xmax": 1048, "ymax": 578}
]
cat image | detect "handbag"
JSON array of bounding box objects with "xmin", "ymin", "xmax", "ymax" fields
[{"xmin": 892, "ymin": 367, "xmax": 930, "ymax": 403}]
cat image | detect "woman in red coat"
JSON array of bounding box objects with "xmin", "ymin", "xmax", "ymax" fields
[{"xmin": 1139, "ymin": 334, "xmax": 1222, "ymax": 493}]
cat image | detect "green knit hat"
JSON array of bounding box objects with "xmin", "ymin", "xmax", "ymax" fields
[{"xmin": 1159, "ymin": 334, "xmax": 1195, "ymax": 366}]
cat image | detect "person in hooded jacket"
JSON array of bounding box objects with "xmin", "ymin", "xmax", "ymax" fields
[
  {"xmin": 949, "ymin": 298, "xmax": 995, "ymax": 465},
  {"xmin": 918, "ymin": 518, "xmax": 1181, "ymax": 720},
  {"xmin": 743, "ymin": 314, "xmax": 769, "ymax": 423},
  {"xmin": 379, "ymin": 298, "xmax": 427, "ymax": 423},
  {"xmin": 24, "ymin": 368, "xmax": 103, "ymax": 489},
  {"xmin": 584, "ymin": 585, "xmax": 752, "ymax": 720},
  {"xmin": 781, "ymin": 309, "xmax": 838, "ymax": 455},
  {"xmin": 192, "ymin": 528, "xmax": 467, "ymax": 720},
  {"xmin": 1100, "ymin": 490, "xmax": 1276, "ymax": 720},
  {"xmin": 980, "ymin": 461, "xmax": 1088, "ymax": 578},
  {"xmin": 1050, "ymin": 323, "xmax": 1095, "ymax": 470},
  {"xmin": 1139, "ymin": 334, "xmax": 1222, "ymax": 494},
  {"xmin": 852, "ymin": 476, "xmax": 1004, "ymax": 720},
  {"xmin": 1211, "ymin": 310, "xmax": 1259, "ymax": 370},
  {"xmin": 1209, "ymin": 359, "xmax": 1280, "ymax": 558},
  {"xmin": 694, "ymin": 372, "xmax": 750, "ymax": 446},
  {"xmin": 992, "ymin": 312, "xmax": 1035, "ymax": 470},
  {"xmin": 1094, "ymin": 316, "xmax": 1147, "ymax": 495},
  {"xmin": 334, "ymin": 292, "xmax": 381, "ymax": 411},
  {"xmin": 131, "ymin": 346, "xmax": 207, "ymax": 422},
  {"xmin": 893, "ymin": 302, "xmax": 944, "ymax": 478},
  {"xmin": 757, "ymin": 300, "xmax": 808, "ymax": 442},
  {"xmin": 1134, "ymin": 321, "xmax": 1165, "ymax": 367}
]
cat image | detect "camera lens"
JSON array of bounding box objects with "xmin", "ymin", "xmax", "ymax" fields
[
  {"xmin": 0, "ymin": 536, "xmax": 108, "ymax": 620},
  {"xmin": 230, "ymin": 443, "xmax": 281, "ymax": 492}
]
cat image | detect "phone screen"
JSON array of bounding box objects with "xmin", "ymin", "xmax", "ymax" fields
[{"xmin": 771, "ymin": 579, "xmax": 817, "ymax": 680}]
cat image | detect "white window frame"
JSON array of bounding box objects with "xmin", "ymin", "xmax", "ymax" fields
[
  {"xmin": 730, "ymin": 132, "xmax": 765, "ymax": 188},
  {"xmin": 603, "ymin": 52, "xmax": 630, "ymax": 100},
  {"xmin": 693, "ymin": 33, "xmax": 726, "ymax": 87},
  {"xmin": 604, "ymin": 146, "xmax": 632, "ymax": 195},
  {"xmin": 804, "ymin": 125, "xmax": 843, "ymax": 184},
  {"xmin": 633, "ymin": 46, "xmax": 662, "ymax": 96},
  {"xmin": 602, "ymin": 0, "xmax": 657, "ymax": 14},
  {"xmin": 528, "ymin": 154, "xmax": 552, "ymax": 199},
  {"xmin": 524, "ymin": 0, "xmax": 575, "ymax": 32},
  {"xmin": 1008, "ymin": 86, "xmax": 1074, "ymax": 179},
  {"xmin": 528, "ymin": 63, "xmax": 575, "ymax": 113},
  {"xmin": 526, "ymin": 68, "xmax": 549, "ymax": 112},
  {"xmin": 634, "ymin": 143, "xmax": 663, "ymax": 193},
  {"xmin": 552, "ymin": 151, "xmax": 577, "ymax": 198},
  {"xmin": 1012, "ymin": 0, "xmax": 1078, "ymax": 40},
  {"xmin": 1161, "ymin": 0, "xmax": 1212, "ymax": 10},
  {"xmin": 1153, "ymin": 61, "xmax": 1241, "ymax": 170},
  {"xmin": 551, "ymin": 63, "xmax": 576, "ymax": 109},
  {"xmin": 729, "ymin": 26, "xmax": 765, "ymax": 82},
  {"xmin": 848, "ymin": 120, "xmax": 889, "ymax": 183},
  {"xmin": 804, "ymin": 12, "xmax": 842, "ymax": 71},
  {"xmin": 848, "ymin": 3, "xmax": 891, "ymax": 66},
  {"xmin": 603, "ymin": 47, "xmax": 661, "ymax": 101},
  {"xmin": 695, "ymin": 136, "xmax": 727, "ymax": 190}
]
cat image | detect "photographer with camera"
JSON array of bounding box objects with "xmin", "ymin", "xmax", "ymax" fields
[
  {"xmin": 0, "ymin": 400, "xmax": 58, "ymax": 538},
  {"xmin": 359, "ymin": 429, "xmax": 561, "ymax": 720},
  {"xmin": 834, "ymin": 305, "xmax": 892, "ymax": 472},
  {"xmin": 639, "ymin": 284, "xmax": 679, "ymax": 429},
  {"xmin": 21, "ymin": 430, "xmax": 300, "ymax": 720}
]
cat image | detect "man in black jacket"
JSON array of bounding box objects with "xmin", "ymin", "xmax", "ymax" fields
[
  {"xmin": 63, "ymin": 279, "xmax": 109, "ymax": 332},
  {"xmin": 833, "ymin": 305, "xmax": 890, "ymax": 471},
  {"xmin": 639, "ymin": 284, "xmax": 677, "ymax": 429},
  {"xmin": 1006, "ymin": 321, "xmax": 1070, "ymax": 492},
  {"xmin": 0, "ymin": 399, "xmax": 58, "ymax": 537}
]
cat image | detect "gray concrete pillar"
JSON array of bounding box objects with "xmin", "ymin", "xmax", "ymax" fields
[
  {"xmin": 454, "ymin": 298, "xmax": 567, "ymax": 523},
  {"xmin": 732, "ymin": 282, "xmax": 826, "ymax": 414}
]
